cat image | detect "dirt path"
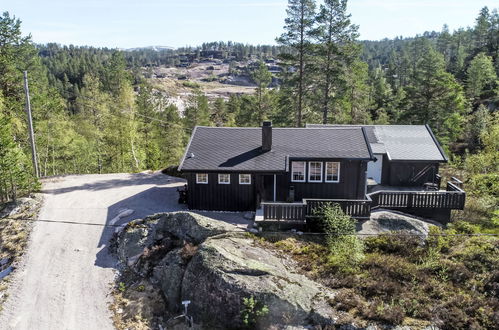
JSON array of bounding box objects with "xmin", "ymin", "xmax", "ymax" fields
[{"xmin": 0, "ymin": 173, "xmax": 185, "ymax": 330}]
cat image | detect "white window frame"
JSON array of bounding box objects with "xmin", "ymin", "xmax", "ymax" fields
[
  {"xmin": 325, "ymin": 162, "xmax": 340, "ymax": 183},
  {"xmin": 239, "ymin": 174, "xmax": 251, "ymax": 185},
  {"xmin": 308, "ymin": 161, "xmax": 323, "ymax": 183},
  {"xmin": 196, "ymin": 173, "xmax": 208, "ymax": 184},
  {"xmin": 291, "ymin": 161, "xmax": 306, "ymax": 182},
  {"xmin": 218, "ymin": 173, "xmax": 231, "ymax": 184}
]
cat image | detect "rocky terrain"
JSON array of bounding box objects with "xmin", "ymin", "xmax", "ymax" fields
[
  {"xmin": 147, "ymin": 61, "xmax": 258, "ymax": 114},
  {"xmin": 111, "ymin": 212, "xmax": 340, "ymax": 329}
]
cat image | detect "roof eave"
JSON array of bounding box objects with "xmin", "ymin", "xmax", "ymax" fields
[
  {"xmin": 177, "ymin": 126, "xmax": 198, "ymax": 172},
  {"xmin": 425, "ymin": 124, "xmax": 449, "ymax": 162},
  {"xmin": 361, "ymin": 127, "xmax": 376, "ymax": 161}
]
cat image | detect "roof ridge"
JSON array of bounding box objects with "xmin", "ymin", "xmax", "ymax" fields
[{"xmin": 195, "ymin": 126, "xmax": 363, "ymax": 130}]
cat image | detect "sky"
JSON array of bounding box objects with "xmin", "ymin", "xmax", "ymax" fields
[{"xmin": 3, "ymin": 0, "xmax": 498, "ymax": 49}]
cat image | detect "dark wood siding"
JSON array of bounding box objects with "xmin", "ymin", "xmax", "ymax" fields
[
  {"xmin": 185, "ymin": 159, "xmax": 368, "ymax": 211},
  {"xmin": 386, "ymin": 161, "xmax": 439, "ymax": 186},
  {"xmin": 282, "ymin": 159, "xmax": 367, "ymax": 201},
  {"xmin": 186, "ymin": 172, "xmax": 255, "ymax": 211}
]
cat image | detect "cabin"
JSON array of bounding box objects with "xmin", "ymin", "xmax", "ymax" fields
[{"xmin": 178, "ymin": 122, "xmax": 465, "ymax": 224}]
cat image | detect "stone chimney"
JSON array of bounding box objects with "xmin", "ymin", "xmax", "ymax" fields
[{"xmin": 262, "ymin": 121, "xmax": 272, "ymax": 152}]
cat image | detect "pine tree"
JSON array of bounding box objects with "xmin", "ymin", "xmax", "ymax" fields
[
  {"xmin": 251, "ymin": 62, "xmax": 273, "ymax": 123},
  {"xmin": 277, "ymin": 0, "xmax": 316, "ymax": 127},
  {"xmin": 402, "ymin": 41, "xmax": 467, "ymax": 144},
  {"xmin": 0, "ymin": 105, "xmax": 37, "ymax": 202},
  {"xmin": 312, "ymin": 0, "xmax": 359, "ymax": 124},
  {"xmin": 183, "ymin": 91, "xmax": 211, "ymax": 131},
  {"xmin": 466, "ymin": 52, "xmax": 498, "ymax": 104},
  {"xmin": 75, "ymin": 74, "xmax": 110, "ymax": 173}
]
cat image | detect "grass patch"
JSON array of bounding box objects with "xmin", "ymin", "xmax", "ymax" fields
[{"xmin": 182, "ymin": 80, "xmax": 200, "ymax": 89}]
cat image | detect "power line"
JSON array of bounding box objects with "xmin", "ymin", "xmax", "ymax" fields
[
  {"xmin": 2, "ymin": 216, "xmax": 122, "ymax": 228},
  {"xmin": 1, "ymin": 216, "xmax": 498, "ymax": 236}
]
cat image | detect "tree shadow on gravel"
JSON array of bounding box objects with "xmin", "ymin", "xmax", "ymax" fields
[
  {"xmin": 42, "ymin": 173, "xmax": 181, "ymax": 195},
  {"xmin": 92, "ymin": 174, "xmax": 187, "ymax": 269}
]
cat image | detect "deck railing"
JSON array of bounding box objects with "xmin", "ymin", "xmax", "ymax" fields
[
  {"xmin": 261, "ymin": 198, "xmax": 371, "ymax": 221},
  {"xmin": 304, "ymin": 198, "xmax": 372, "ymax": 219},
  {"xmin": 260, "ymin": 181, "xmax": 465, "ymax": 221},
  {"xmin": 368, "ymin": 191, "xmax": 465, "ymax": 210},
  {"xmin": 367, "ymin": 182, "xmax": 465, "ymax": 211},
  {"xmin": 261, "ymin": 202, "xmax": 305, "ymax": 221}
]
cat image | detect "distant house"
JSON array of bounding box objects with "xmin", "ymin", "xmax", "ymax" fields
[{"xmin": 178, "ymin": 122, "xmax": 465, "ymax": 223}]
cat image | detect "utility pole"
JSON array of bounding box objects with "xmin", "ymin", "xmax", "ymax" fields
[{"xmin": 23, "ymin": 71, "xmax": 39, "ymax": 178}]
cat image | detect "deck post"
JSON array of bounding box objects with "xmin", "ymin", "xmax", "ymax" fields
[{"xmin": 273, "ymin": 174, "xmax": 276, "ymax": 202}]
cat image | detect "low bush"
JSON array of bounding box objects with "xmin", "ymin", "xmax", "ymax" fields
[
  {"xmin": 364, "ymin": 233, "xmax": 422, "ymax": 257},
  {"xmin": 330, "ymin": 289, "xmax": 366, "ymax": 312},
  {"xmin": 262, "ymin": 203, "xmax": 498, "ymax": 328},
  {"xmin": 363, "ymin": 298, "xmax": 405, "ymax": 325},
  {"xmin": 240, "ymin": 296, "xmax": 269, "ymax": 328},
  {"xmin": 182, "ymin": 80, "xmax": 200, "ymax": 89},
  {"xmin": 319, "ymin": 204, "xmax": 364, "ymax": 273}
]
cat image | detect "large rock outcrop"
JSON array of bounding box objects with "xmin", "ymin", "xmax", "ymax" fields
[{"xmin": 113, "ymin": 212, "xmax": 337, "ymax": 329}]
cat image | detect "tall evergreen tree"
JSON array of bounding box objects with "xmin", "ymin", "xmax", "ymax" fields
[
  {"xmin": 0, "ymin": 100, "xmax": 37, "ymax": 202},
  {"xmin": 277, "ymin": 0, "xmax": 316, "ymax": 127},
  {"xmin": 466, "ymin": 52, "xmax": 498, "ymax": 104},
  {"xmin": 183, "ymin": 91, "xmax": 211, "ymax": 131},
  {"xmin": 402, "ymin": 41, "xmax": 467, "ymax": 143},
  {"xmin": 312, "ymin": 0, "xmax": 359, "ymax": 124},
  {"xmin": 251, "ymin": 61, "xmax": 273, "ymax": 123}
]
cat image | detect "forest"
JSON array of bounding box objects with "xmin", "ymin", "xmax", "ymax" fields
[{"xmin": 0, "ymin": 1, "xmax": 498, "ymax": 221}]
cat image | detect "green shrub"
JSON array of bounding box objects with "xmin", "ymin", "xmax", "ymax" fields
[
  {"xmin": 240, "ymin": 296, "xmax": 269, "ymax": 328},
  {"xmin": 448, "ymin": 220, "xmax": 480, "ymax": 234},
  {"xmin": 317, "ymin": 204, "xmax": 364, "ymax": 272},
  {"xmin": 182, "ymin": 80, "xmax": 200, "ymax": 89},
  {"xmin": 451, "ymin": 236, "xmax": 499, "ymax": 273}
]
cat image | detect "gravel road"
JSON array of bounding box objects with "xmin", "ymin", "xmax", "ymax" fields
[{"xmin": 0, "ymin": 172, "xmax": 186, "ymax": 330}]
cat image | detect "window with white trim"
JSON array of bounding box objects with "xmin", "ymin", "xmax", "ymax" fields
[
  {"xmin": 325, "ymin": 162, "xmax": 340, "ymax": 182},
  {"xmin": 308, "ymin": 162, "xmax": 323, "ymax": 182},
  {"xmin": 291, "ymin": 161, "xmax": 306, "ymax": 182},
  {"xmin": 196, "ymin": 173, "xmax": 208, "ymax": 184},
  {"xmin": 239, "ymin": 174, "xmax": 251, "ymax": 185},
  {"xmin": 218, "ymin": 173, "xmax": 230, "ymax": 184}
]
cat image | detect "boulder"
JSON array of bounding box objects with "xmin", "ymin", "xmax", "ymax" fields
[
  {"xmin": 151, "ymin": 249, "xmax": 185, "ymax": 312},
  {"xmin": 115, "ymin": 212, "xmax": 241, "ymax": 265},
  {"xmin": 114, "ymin": 212, "xmax": 338, "ymax": 328},
  {"xmin": 180, "ymin": 236, "xmax": 336, "ymax": 328}
]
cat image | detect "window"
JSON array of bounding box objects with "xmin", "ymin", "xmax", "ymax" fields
[
  {"xmin": 308, "ymin": 162, "xmax": 323, "ymax": 182},
  {"xmin": 325, "ymin": 162, "xmax": 340, "ymax": 182},
  {"xmin": 196, "ymin": 173, "xmax": 208, "ymax": 184},
  {"xmin": 218, "ymin": 173, "xmax": 230, "ymax": 184},
  {"xmin": 291, "ymin": 161, "xmax": 306, "ymax": 182},
  {"xmin": 239, "ymin": 174, "xmax": 251, "ymax": 185}
]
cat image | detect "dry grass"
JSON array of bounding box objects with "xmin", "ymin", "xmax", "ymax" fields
[
  {"xmin": 0, "ymin": 195, "xmax": 42, "ymax": 311},
  {"xmin": 110, "ymin": 278, "xmax": 166, "ymax": 330}
]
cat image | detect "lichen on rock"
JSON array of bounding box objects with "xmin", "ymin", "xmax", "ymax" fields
[{"xmin": 113, "ymin": 211, "xmax": 338, "ymax": 329}]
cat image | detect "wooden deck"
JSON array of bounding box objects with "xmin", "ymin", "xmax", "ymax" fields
[{"xmin": 259, "ymin": 181, "xmax": 465, "ymax": 222}]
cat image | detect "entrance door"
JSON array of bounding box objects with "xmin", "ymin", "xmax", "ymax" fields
[
  {"xmin": 262, "ymin": 175, "xmax": 275, "ymax": 201},
  {"xmin": 367, "ymin": 154, "xmax": 383, "ymax": 184}
]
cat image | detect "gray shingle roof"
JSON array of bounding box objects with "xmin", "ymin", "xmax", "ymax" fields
[
  {"xmin": 179, "ymin": 127, "xmax": 373, "ymax": 172},
  {"xmin": 306, "ymin": 124, "xmax": 447, "ymax": 162}
]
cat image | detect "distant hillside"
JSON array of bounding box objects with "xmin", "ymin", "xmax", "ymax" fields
[{"xmin": 125, "ymin": 45, "xmax": 174, "ymax": 52}]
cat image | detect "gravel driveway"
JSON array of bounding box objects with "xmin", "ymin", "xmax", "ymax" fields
[{"xmin": 0, "ymin": 172, "xmax": 186, "ymax": 330}]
